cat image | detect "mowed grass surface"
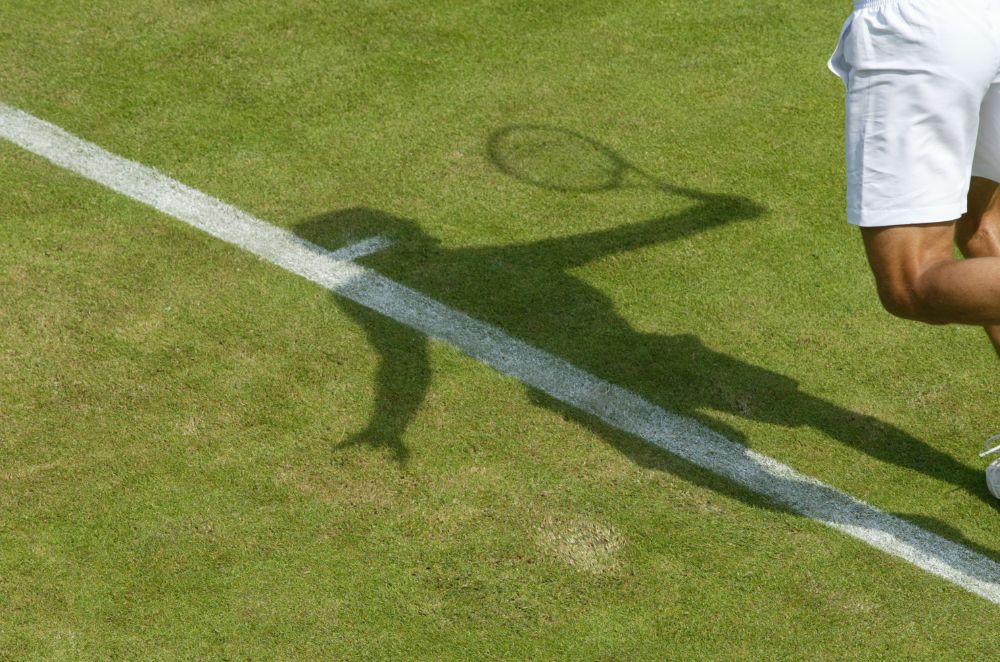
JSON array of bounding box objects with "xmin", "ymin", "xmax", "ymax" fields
[{"xmin": 2, "ymin": 0, "xmax": 1000, "ymax": 658}]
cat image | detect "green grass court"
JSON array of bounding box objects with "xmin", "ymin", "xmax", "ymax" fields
[{"xmin": 3, "ymin": 1, "xmax": 1000, "ymax": 658}]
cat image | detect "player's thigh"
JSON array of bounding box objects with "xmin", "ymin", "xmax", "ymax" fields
[{"xmin": 860, "ymin": 222, "xmax": 957, "ymax": 310}]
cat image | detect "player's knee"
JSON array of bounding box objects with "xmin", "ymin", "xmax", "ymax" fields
[
  {"xmin": 875, "ymin": 285, "xmax": 919, "ymax": 321},
  {"xmin": 874, "ymin": 278, "xmax": 948, "ymax": 325}
]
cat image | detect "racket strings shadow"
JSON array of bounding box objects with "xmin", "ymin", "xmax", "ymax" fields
[{"xmin": 486, "ymin": 123, "xmax": 723, "ymax": 203}]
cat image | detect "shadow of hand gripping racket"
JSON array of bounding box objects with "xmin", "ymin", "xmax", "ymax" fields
[{"xmin": 294, "ymin": 125, "xmax": 986, "ymax": 502}]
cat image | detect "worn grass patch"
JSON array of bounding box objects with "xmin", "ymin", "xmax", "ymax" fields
[{"xmin": 536, "ymin": 515, "xmax": 625, "ymax": 575}]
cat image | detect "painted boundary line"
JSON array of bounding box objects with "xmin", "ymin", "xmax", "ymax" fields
[{"xmin": 2, "ymin": 102, "xmax": 999, "ymax": 604}]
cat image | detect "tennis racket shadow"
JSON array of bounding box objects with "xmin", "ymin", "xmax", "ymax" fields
[
  {"xmin": 487, "ymin": 124, "xmax": 725, "ymax": 201},
  {"xmin": 293, "ymin": 125, "xmax": 996, "ymax": 557}
]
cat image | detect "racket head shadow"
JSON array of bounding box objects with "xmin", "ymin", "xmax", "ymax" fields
[
  {"xmin": 486, "ymin": 124, "xmax": 765, "ymax": 218},
  {"xmin": 487, "ymin": 125, "xmax": 648, "ymax": 193}
]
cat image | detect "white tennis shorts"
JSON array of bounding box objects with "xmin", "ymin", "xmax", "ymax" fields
[{"xmin": 829, "ymin": 0, "xmax": 1000, "ymax": 227}]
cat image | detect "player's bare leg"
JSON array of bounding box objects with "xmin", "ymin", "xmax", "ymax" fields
[
  {"xmin": 958, "ymin": 178, "xmax": 1000, "ymax": 497},
  {"xmin": 955, "ymin": 176, "xmax": 1000, "ymax": 356},
  {"xmin": 861, "ymin": 220, "xmax": 1000, "ymax": 329}
]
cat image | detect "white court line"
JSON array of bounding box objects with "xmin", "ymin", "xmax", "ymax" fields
[
  {"xmin": 2, "ymin": 101, "xmax": 1000, "ymax": 603},
  {"xmin": 325, "ymin": 235, "xmax": 393, "ymax": 261}
]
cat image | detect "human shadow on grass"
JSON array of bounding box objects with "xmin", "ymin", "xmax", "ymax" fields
[{"xmin": 293, "ymin": 125, "xmax": 994, "ymax": 530}]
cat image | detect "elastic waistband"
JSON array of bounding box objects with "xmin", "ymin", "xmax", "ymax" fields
[{"xmin": 854, "ymin": 0, "xmax": 900, "ymax": 8}]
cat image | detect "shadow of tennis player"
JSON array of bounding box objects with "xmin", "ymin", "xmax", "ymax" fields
[{"xmin": 293, "ymin": 125, "xmax": 988, "ymax": 501}]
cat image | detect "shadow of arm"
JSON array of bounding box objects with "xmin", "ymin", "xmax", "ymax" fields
[
  {"xmin": 335, "ymin": 301, "xmax": 432, "ymax": 466},
  {"xmin": 521, "ymin": 195, "xmax": 764, "ymax": 268}
]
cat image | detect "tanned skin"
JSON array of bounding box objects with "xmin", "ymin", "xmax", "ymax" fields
[{"xmin": 862, "ymin": 176, "xmax": 1000, "ymax": 356}]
